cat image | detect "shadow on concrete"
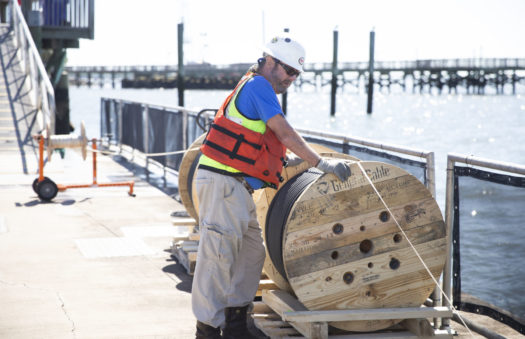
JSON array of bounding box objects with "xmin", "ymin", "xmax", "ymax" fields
[
  {"xmin": 110, "ymin": 154, "xmax": 182, "ymax": 202},
  {"xmin": 15, "ymin": 197, "xmax": 90, "ymax": 207},
  {"xmin": 162, "ymin": 257, "xmax": 193, "ymax": 294}
]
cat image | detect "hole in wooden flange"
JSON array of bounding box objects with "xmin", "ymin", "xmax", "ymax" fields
[
  {"xmin": 368, "ymin": 262, "xmax": 374, "ymax": 268},
  {"xmin": 360, "ymin": 225, "xmax": 366, "ymax": 231},
  {"xmin": 325, "ymin": 276, "xmax": 332, "ymax": 282},
  {"xmin": 331, "ymin": 251, "xmax": 339, "ymax": 260},
  {"xmin": 389, "ymin": 257, "xmax": 400, "ymax": 270},
  {"xmin": 393, "ymin": 234, "xmax": 402, "ymax": 243},
  {"xmin": 359, "ymin": 239, "xmax": 373, "ymax": 254},
  {"xmin": 366, "ymin": 291, "xmax": 371, "ymax": 297},
  {"xmin": 379, "ymin": 211, "xmax": 390, "ymax": 222},
  {"xmin": 343, "ymin": 272, "xmax": 354, "ymax": 284},
  {"xmin": 332, "ymin": 223, "xmax": 344, "ymax": 235}
]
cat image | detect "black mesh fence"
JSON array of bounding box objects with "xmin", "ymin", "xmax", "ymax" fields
[
  {"xmin": 100, "ymin": 98, "xmax": 212, "ymax": 172},
  {"xmin": 121, "ymin": 103, "xmax": 144, "ymax": 152},
  {"xmin": 146, "ymin": 107, "xmax": 170, "ymax": 167},
  {"xmin": 164, "ymin": 110, "xmax": 184, "ymax": 170},
  {"xmin": 453, "ymin": 166, "xmax": 525, "ymax": 334},
  {"xmin": 100, "ymin": 99, "xmax": 119, "ymax": 144}
]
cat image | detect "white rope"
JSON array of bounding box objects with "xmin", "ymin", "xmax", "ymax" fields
[
  {"xmin": 356, "ymin": 162, "xmax": 475, "ymax": 337},
  {"xmin": 87, "ymin": 146, "xmax": 200, "ymax": 157}
]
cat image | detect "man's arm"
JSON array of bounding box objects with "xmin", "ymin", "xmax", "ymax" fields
[{"xmin": 266, "ymin": 114, "xmax": 321, "ymax": 167}]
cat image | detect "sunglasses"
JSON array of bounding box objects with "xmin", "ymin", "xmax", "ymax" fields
[{"xmin": 272, "ymin": 58, "xmax": 300, "ymax": 77}]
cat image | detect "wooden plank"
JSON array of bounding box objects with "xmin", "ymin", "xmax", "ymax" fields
[
  {"xmin": 252, "ymin": 297, "xmax": 452, "ymax": 339},
  {"xmin": 253, "ymin": 317, "xmax": 300, "ymax": 338},
  {"xmin": 171, "ymin": 217, "xmax": 197, "ymax": 226},
  {"xmin": 263, "ymin": 290, "xmax": 328, "ymax": 339},
  {"xmin": 171, "ymin": 242, "xmax": 197, "ymax": 275},
  {"xmin": 188, "ymin": 232, "xmax": 200, "ymax": 241},
  {"xmin": 281, "ymin": 306, "xmax": 453, "ymax": 322},
  {"xmin": 285, "ymin": 221, "xmax": 445, "ymax": 278},
  {"xmin": 256, "ymin": 279, "xmax": 279, "ymax": 297},
  {"xmin": 288, "ymin": 238, "xmax": 446, "ymax": 308},
  {"xmin": 286, "ymin": 172, "xmax": 432, "ymax": 233},
  {"xmin": 282, "ymin": 196, "xmax": 443, "ymax": 262}
]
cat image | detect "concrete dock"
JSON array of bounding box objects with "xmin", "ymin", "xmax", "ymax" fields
[{"xmin": 0, "ymin": 145, "xmax": 198, "ymax": 338}]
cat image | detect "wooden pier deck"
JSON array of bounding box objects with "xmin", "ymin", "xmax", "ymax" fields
[{"xmin": 66, "ymin": 58, "xmax": 525, "ymax": 94}]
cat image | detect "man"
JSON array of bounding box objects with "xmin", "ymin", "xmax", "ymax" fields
[{"xmin": 192, "ymin": 35, "xmax": 351, "ymax": 339}]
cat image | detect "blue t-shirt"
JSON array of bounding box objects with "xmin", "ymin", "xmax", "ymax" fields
[{"xmin": 235, "ymin": 75, "xmax": 284, "ymax": 189}]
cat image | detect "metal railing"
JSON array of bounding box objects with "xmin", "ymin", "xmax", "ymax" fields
[
  {"xmin": 9, "ymin": 0, "xmax": 55, "ymax": 135},
  {"xmin": 296, "ymin": 127, "xmax": 436, "ymax": 197},
  {"xmin": 39, "ymin": 0, "xmax": 94, "ymax": 40},
  {"xmin": 443, "ymin": 153, "xmax": 525, "ymax": 331},
  {"xmin": 99, "ymin": 98, "xmax": 214, "ymax": 176}
]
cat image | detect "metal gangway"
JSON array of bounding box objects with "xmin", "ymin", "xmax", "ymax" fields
[{"xmin": 0, "ymin": 0, "xmax": 55, "ymax": 174}]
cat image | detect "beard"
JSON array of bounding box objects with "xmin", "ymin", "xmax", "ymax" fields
[
  {"xmin": 271, "ymin": 65, "xmax": 293, "ymax": 94},
  {"xmin": 275, "ymin": 81, "xmax": 292, "ymax": 94}
]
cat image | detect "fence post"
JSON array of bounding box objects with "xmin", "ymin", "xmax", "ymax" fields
[
  {"xmin": 118, "ymin": 100, "xmax": 123, "ymax": 154},
  {"xmin": 143, "ymin": 104, "xmax": 149, "ymax": 180},
  {"xmin": 177, "ymin": 22, "xmax": 185, "ymax": 107}
]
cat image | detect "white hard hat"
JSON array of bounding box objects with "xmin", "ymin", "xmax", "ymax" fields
[{"xmin": 263, "ymin": 36, "xmax": 305, "ymax": 72}]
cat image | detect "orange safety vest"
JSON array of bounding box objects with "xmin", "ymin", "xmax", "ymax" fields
[{"xmin": 200, "ymin": 73, "xmax": 286, "ymax": 188}]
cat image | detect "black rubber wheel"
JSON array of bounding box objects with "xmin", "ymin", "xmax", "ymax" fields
[
  {"xmin": 37, "ymin": 178, "xmax": 58, "ymax": 201},
  {"xmin": 32, "ymin": 177, "xmax": 50, "ymax": 193}
]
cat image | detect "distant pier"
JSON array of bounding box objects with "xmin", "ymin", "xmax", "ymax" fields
[{"xmin": 66, "ymin": 58, "xmax": 525, "ymax": 95}]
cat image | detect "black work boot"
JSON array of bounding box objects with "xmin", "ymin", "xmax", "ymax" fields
[
  {"xmin": 195, "ymin": 320, "xmax": 221, "ymax": 339},
  {"xmin": 222, "ymin": 305, "xmax": 260, "ymax": 339}
]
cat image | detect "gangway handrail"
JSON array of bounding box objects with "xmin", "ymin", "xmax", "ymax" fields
[{"xmin": 9, "ymin": 0, "xmax": 55, "ymax": 135}]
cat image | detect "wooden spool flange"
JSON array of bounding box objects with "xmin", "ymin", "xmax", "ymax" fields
[
  {"xmin": 264, "ymin": 161, "xmax": 446, "ymax": 332},
  {"xmin": 178, "ymin": 134, "xmax": 206, "ymax": 222}
]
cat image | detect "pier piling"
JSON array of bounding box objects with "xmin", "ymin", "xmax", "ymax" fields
[
  {"xmin": 367, "ymin": 30, "xmax": 375, "ymax": 114},
  {"xmin": 330, "ymin": 28, "xmax": 339, "ymax": 116},
  {"xmin": 177, "ymin": 22, "xmax": 185, "ymax": 107}
]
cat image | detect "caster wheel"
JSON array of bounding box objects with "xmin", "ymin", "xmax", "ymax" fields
[
  {"xmin": 32, "ymin": 177, "xmax": 51, "ymax": 193},
  {"xmin": 37, "ymin": 178, "xmax": 58, "ymax": 201}
]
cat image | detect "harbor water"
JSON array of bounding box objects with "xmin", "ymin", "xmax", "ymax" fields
[{"xmin": 70, "ymin": 85, "xmax": 525, "ymax": 319}]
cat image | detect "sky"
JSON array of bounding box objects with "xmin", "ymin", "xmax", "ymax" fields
[{"xmin": 67, "ymin": 0, "xmax": 525, "ymax": 67}]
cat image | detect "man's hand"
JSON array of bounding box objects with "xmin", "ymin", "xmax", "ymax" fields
[
  {"xmin": 285, "ymin": 152, "xmax": 304, "ymax": 167},
  {"xmin": 316, "ymin": 158, "xmax": 351, "ymax": 181}
]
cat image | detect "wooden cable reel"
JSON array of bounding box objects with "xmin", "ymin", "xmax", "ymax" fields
[
  {"xmin": 177, "ymin": 136, "xmax": 446, "ymax": 332},
  {"xmin": 178, "ymin": 134, "xmax": 206, "ymax": 222},
  {"xmin": 260, "ymin": 159, "xmax": 447, "ymax": 332}
]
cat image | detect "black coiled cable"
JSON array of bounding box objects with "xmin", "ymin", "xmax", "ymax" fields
[{"xmin": 265, "ymin": 168, "xmax": 323, "ymax": 281}]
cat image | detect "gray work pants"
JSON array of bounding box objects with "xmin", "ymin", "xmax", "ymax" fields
[{"xmin": 191, "ymin": 169, "xmax": 265, "ymax": 328}]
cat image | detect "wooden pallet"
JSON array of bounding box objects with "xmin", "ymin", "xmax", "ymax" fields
[
  {"xmin": 170, "ymin": 217, "xmax": 199, "ymax": 274},
  {"xmin": 253, "ymin": 289, "xmax": 455, "ymax": 339},
  {"xmin": 171, "ymin": 238, "xmax": 198, "ymax": 275}
]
